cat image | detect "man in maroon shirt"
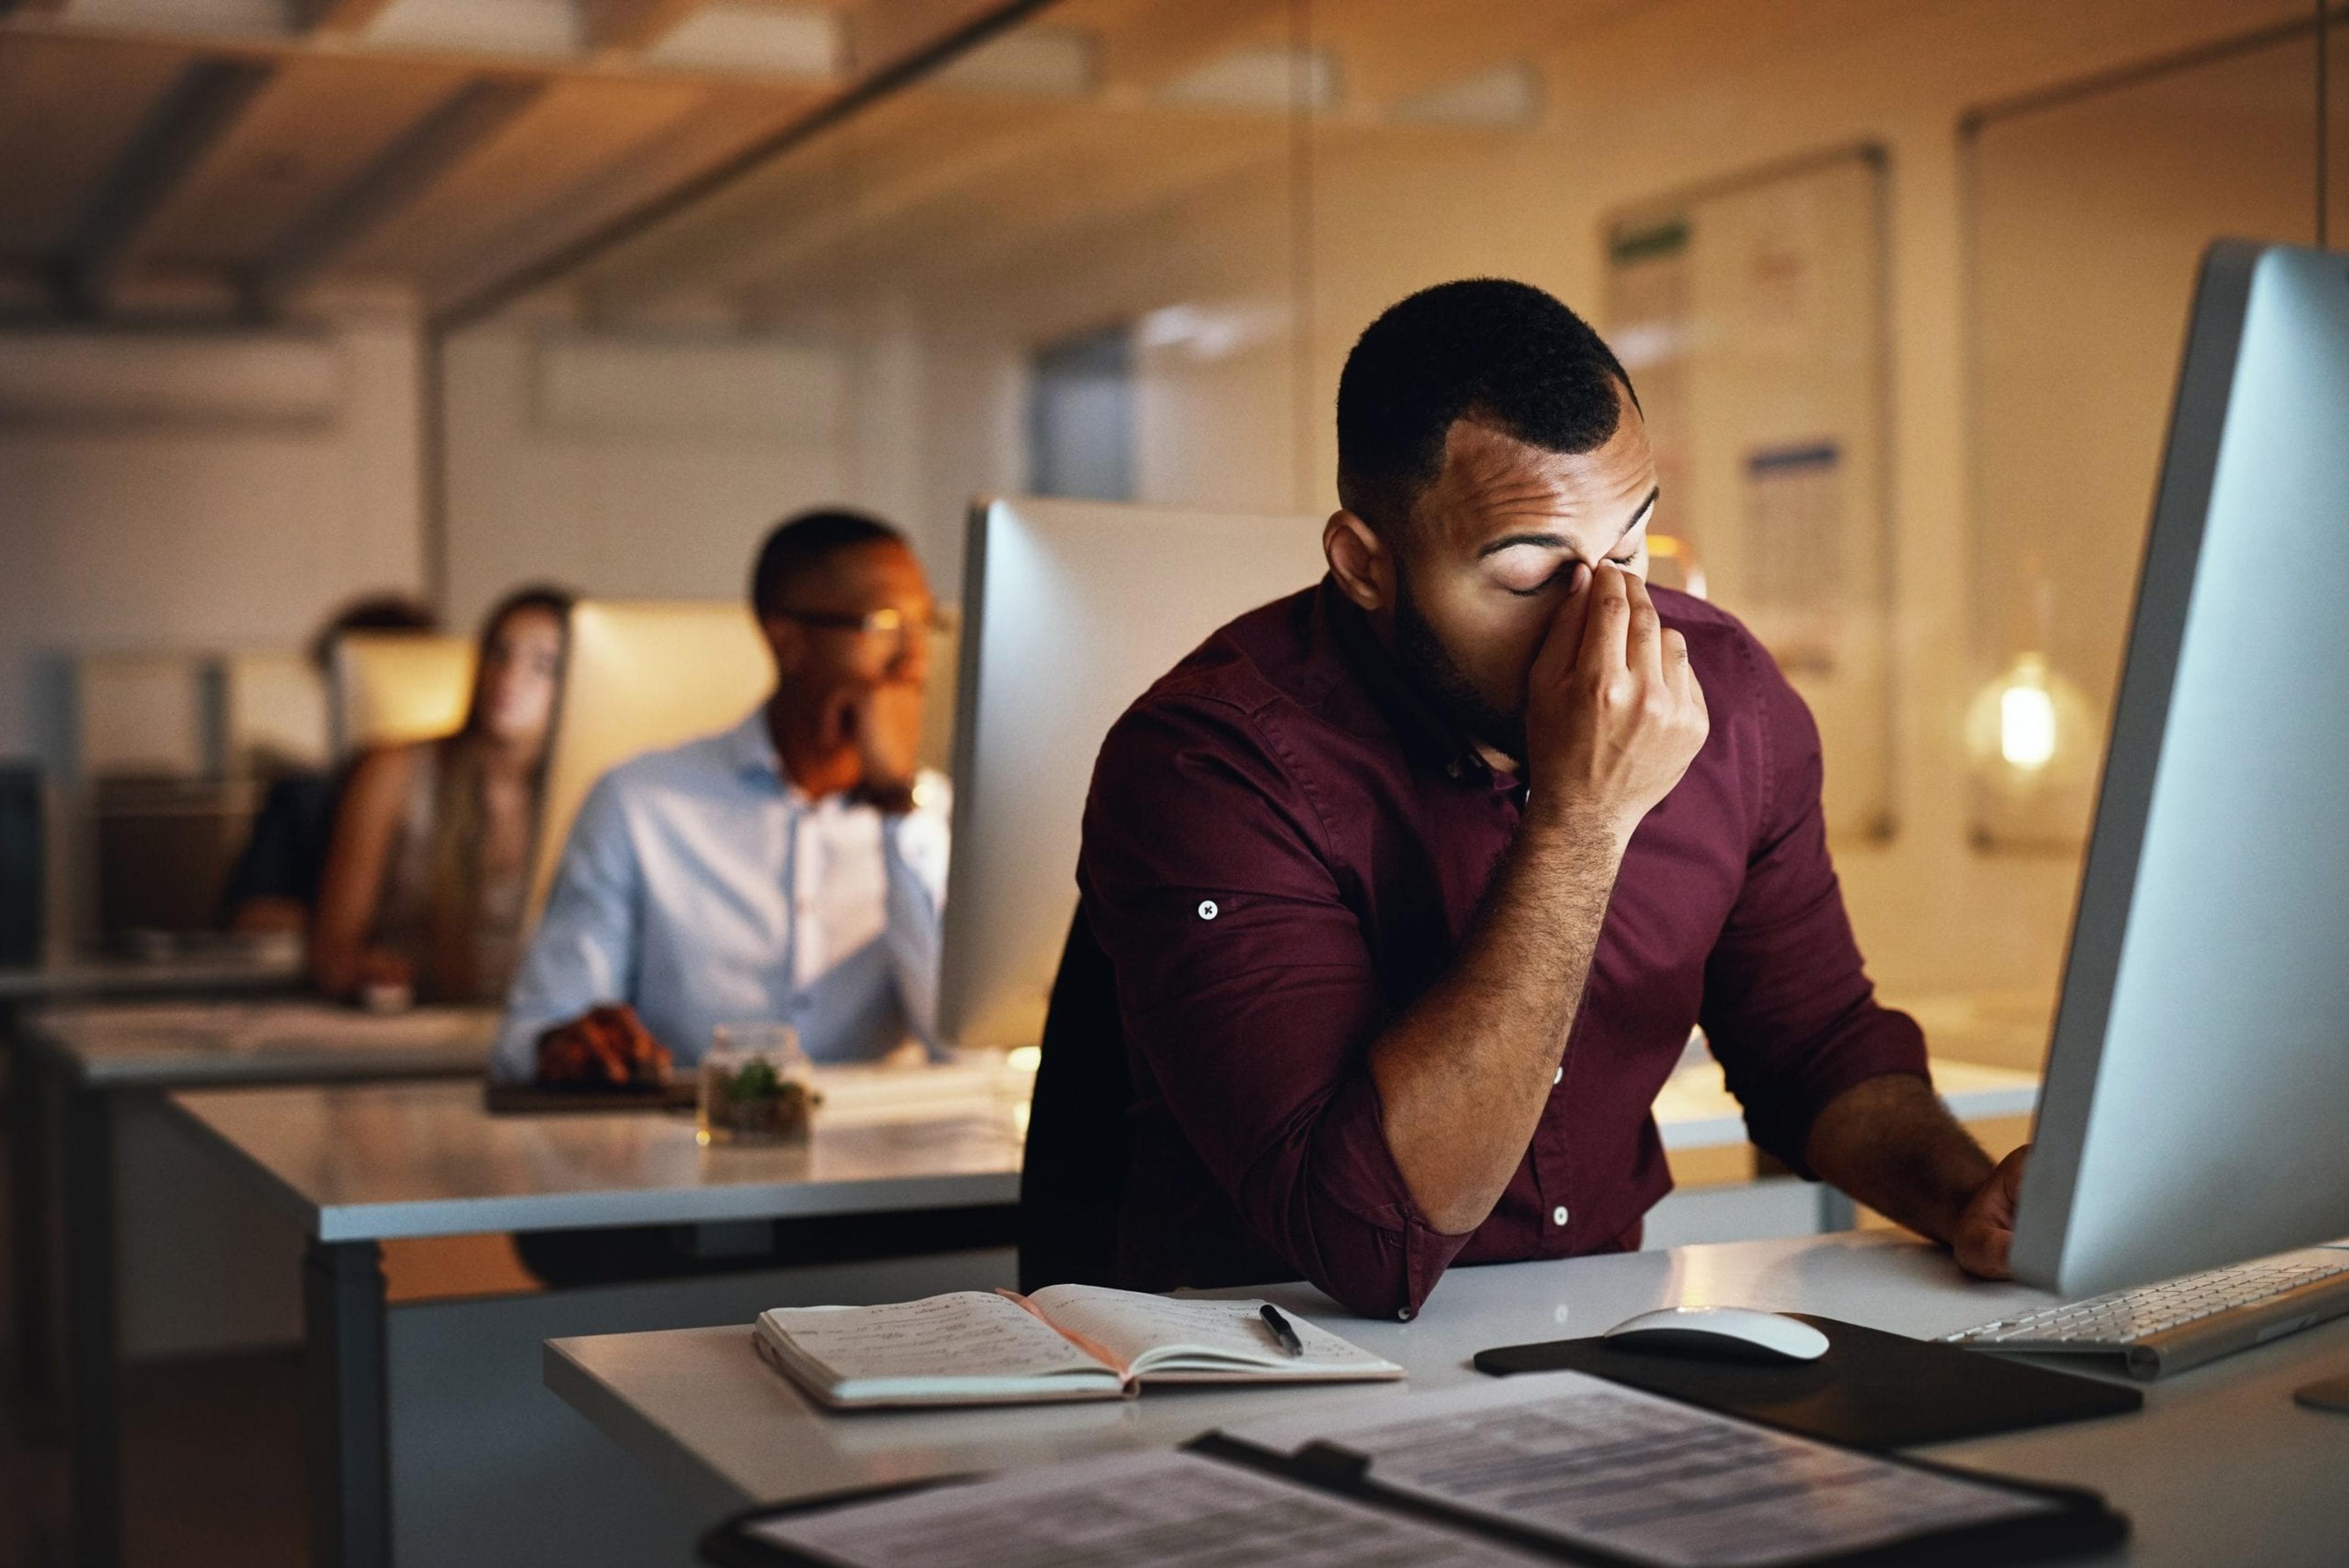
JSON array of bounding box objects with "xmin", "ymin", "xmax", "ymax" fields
[{"xmin": 1056, "ymin": 279, "xmax": 2025, "ymax": 1320}]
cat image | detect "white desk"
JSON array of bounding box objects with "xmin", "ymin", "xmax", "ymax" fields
[
  {"xmin": 0, "ymin": 950, "xmax": 301, "ymax": 1005},
  {"xmin": 23, "ymin": 1000, "xmax": 492, "ymax": 1091},
  {"xmin": 7, "ymin": 1002, "xmax": 495, "ymax": 1568},
  {"xmin": 169, "ymin": 1071, "xmax": 1028, "ymax": 1241},
  {"xmin": 165, "ymin": 1064, "xmax": 1032, "ymax": 1568},
  {"xmin": 546, "ymin": 1231, "xmax": 2349, "ymax": 1566}
]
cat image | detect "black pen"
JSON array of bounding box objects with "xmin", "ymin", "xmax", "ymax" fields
[{"xmin": 1259, "ymin": 1303, "xmax": 1305, "ymax": 1357}]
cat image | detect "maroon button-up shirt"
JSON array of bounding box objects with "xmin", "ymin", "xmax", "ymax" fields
[{"xmin": 1072, "ymin": 579, "xmax": 1927, "ymax": 1320}]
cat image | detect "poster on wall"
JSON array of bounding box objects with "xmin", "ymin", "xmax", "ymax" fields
[{"xmin": 1603, "ymin": 149, "xmax": 1893, "ymax": 841}]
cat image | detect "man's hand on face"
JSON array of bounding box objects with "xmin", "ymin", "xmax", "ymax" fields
[
  {"xmin": 1521, "ymin": 561, "xmax": 1709, "ymax": 848},
  {"xmin": 844, "ymin": 680, "xmax": 924, "ymax": 808},
  {"xmin": 1951, "ymin": 1144, "xmax": 2028, "ymax": 1280},
  {"xmin": 535, "ymin": 1002, "xmax": 674, "ymax": 1087}
]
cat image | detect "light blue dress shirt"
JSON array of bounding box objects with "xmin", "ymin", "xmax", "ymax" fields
[{"xmin": 492, "ymin": 708, "xmax": 950, "ymax": 1082}]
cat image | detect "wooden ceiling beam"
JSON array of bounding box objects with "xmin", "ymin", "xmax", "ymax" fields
[
  {"xmin": 578, "ymin": 0, "xmax": 708, "ymax": 53},
  {"xmin": 245, "ymin": 75, "xmax": 544, "ymax": 316},
  {"xmin": 842, "ymin": 0, "xmax": 1012, "ymax": 76},
  {"xmin": 52, "ymin": 56, "xmax": 276, "ymax": 319},
  {"xmin": 736, "ymin": 109, "xmax": 1276, "ymax": 313},
  {"xmin": 609, "ymin": 101, "xmax": 1085, "ymax": 309},
  {"xmin": 432, "ymin": 0, "xmax": 1057, "ymax": 328},
  {"xmin": 421, "ymin": 86, "xmax": 807, "ymax": 320}
]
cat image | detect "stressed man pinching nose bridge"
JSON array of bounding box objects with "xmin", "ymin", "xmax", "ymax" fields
[{"xmin": 1052, "ymin": 277, "xmax": 2020, "ymax": 1320}]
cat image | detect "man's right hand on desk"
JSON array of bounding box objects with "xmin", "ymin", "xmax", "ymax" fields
[
  {"xmin": 1950, "ymin": 1144, "xmax": 2028, "ymax": 1280},
  {"xmin": 535, "ymin": 1003, "xmax": 674, "ymax": 1087}
]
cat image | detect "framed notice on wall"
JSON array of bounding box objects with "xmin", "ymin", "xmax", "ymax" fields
[{"xmin": 1603, "ymin": 147, "xmax": 1893, "ymax": 841}]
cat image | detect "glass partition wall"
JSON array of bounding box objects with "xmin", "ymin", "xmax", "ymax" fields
[
  {"xmin": 436, "ymin": 0, "xmax": 2345, "ymax": 1069},
  {"xmin": 1965, "ymin": 25, "xmax": 2331, "ymax": 856}
]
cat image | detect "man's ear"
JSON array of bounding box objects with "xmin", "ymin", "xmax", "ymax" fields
[
  {"xmin": 759, "ymin": 615, "xmax": 804, "ymax": 679},
  {"xmin": 1323, "ymin": 511, "xmax": 1396, "ymax": 613}
]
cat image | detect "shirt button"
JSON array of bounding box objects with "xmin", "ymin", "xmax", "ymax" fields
[
  {"xmin": 1197, "ymin": 899, "xmax": 1219, "ymax": 920},
  {"xmin": 1551, "ymin": 1205, "xmax": 1570, "ymax": 1227},
  {"xmin": 1553, "ymin": 1066, "xmax": 1562, "ymax": 1086}
]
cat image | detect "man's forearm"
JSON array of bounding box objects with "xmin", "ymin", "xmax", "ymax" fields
[
  {"xmin": 1802, "ymin": 1074, "xmax": 1995, "ymax": 1244},
  {"xmin": 1368, "ymin": 808, "xmax": 1624, "ymax": 1233}
]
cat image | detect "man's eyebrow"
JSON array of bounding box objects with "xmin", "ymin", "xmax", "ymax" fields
[
  {"xmin": 1610, "ymin": 486, "xmax": 1661, "ymax": 549},
  {"xmin": 1475, "ymin": 486, "xmax": 1661, "ymax": 559}
]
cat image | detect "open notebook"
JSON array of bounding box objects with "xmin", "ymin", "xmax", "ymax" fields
[{"xmin": 753, "ymin": 1285, "xmax": 1403, "ymax": 1408}]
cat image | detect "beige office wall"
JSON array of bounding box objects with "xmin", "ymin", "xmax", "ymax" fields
[
  {"xmin": 436, "ymin": 310, "xmax": 1014, "ymax": 628},
  {"xmin": 0, "ymin": 306, "xmax": 428, "ymax": 765},
  {"xmin": 439, "ymin": 322, "xmax": 845, "ymax": 631}
]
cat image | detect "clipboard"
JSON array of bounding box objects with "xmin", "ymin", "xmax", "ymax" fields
[
  {"xmin": 700, "ymin": 1476, "xmax": 981, "ymax": 1567},
  {"xmin": 696, "ymin": 1415, "xmax": 2128, "ymax": 1568},
  {"xmin": 1187, "ymin": 1425, "xmax": 2127, "ymax": 1568}
]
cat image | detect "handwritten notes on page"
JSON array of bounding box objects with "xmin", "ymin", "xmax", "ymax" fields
[
  {"xmin": 748, "ymin": 1451, "xmax": 1540, "ymax": 1568},
  {"xmin": 762, "ymin": 1295, "xmax": 1105, "ymax": 1386}
]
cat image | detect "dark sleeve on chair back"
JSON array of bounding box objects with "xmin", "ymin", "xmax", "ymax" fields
[{"xmin": 1017, "ymin": 908, "xmax": 1134, "ymax": 1293}]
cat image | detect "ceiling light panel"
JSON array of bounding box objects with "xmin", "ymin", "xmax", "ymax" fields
[
  {"xmin": 645, "ymin": 4, "xmax": 841, "ymax": 79},
  {"xmin": 1159, "ymin": 45, "xmax": 1339, "ymax": 113},
  {"xmin": 358, "ymin": 0, "xmax": 583, "ymax": 59}
]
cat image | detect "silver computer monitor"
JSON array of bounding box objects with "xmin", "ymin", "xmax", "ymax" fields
[
  {"xmin": 2014, "ymin": 241, "xmax": 2349, "ymax": 1298},
  {"xmin": 937, "ymin": 496, "xmax": 1327, "ymax": 1051}
]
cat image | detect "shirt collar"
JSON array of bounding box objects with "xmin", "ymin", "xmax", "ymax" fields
[
  {"xmin": 724, "ymin": 703, "xmax": 864, "ymax": 811},
  {"xmin": 721, "ymin": 705, "xmax": 811, "ymax": 802}
]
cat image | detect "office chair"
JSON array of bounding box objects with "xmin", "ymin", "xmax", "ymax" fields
[{"xmin": 1017, "ymin": 908, "xmax": 1134, "ymax": 1292}]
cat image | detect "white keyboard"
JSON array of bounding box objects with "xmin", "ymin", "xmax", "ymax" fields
[{"xmin": 1938, "ymin": 1246, "xmax": 2349, "ymax": 1379}]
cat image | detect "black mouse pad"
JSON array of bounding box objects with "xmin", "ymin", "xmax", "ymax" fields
[{"xmin": 1474, "ymin": 1314, "xmax": 2141, "ymax": 1449}]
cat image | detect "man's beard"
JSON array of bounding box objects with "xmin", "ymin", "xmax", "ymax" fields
[{"xmin": 1392, "ymin": 571, "xmax": 1526, "ymax": 764}]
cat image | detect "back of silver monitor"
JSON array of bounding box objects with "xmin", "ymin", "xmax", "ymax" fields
[
  {"xmin": 2014, "ymin": 242, "xmax": 2349, "ymax": 1298},
  {"xmin": 937, "ymin": 497, "xmax": 1327, "ymax": 1052}
]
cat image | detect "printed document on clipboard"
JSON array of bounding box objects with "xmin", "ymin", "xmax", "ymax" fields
[
  {"xmin": 1204, "ymin": 1371, "xmax": 2124, "ymax": 1568},
  {"xmin": 705, "ymin": 1371, "xmax": 2125, "ymax": 1568}
]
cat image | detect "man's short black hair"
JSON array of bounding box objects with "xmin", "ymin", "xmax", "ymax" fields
[
  {"xmin": 750, "ymin": 509, "xmax": 907, "ymax": 618},
  {"xmin": 308, "ymin": 593, "xmax": 438, "ymax": 672},
  {"xmin": 1336, "ymin": 278, "xmax": 1638, "ymax": 536}
]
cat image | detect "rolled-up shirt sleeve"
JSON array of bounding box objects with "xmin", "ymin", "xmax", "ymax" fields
[
  {"xmin": 1078, "ymin": 693, "xmax": 1473, "ymax": 1319},
  {"xmin": 1700, "ymin": 639, "xmax": 1928, "ymax": 1174}
]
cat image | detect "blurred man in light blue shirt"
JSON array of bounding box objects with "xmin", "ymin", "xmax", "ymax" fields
[{"xmin": 493, "ymin": 511, "xmax": 950, "ymax": 1084}]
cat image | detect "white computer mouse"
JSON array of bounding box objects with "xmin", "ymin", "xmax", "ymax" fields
[{"xmin": 1600, "ymin": 1306, "xmax": 1831, "ymax": 1363}]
